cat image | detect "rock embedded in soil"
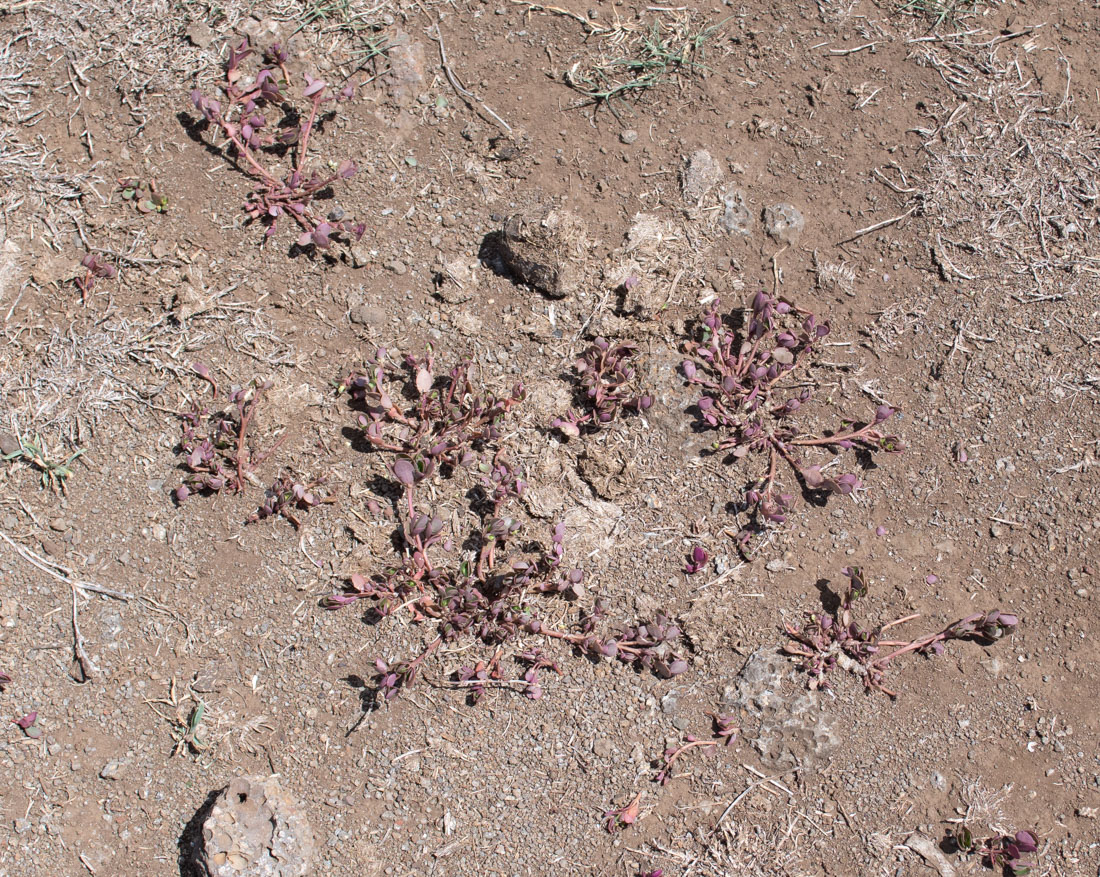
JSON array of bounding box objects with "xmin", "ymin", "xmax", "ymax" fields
[
  {"xmin": 681, "ymin": 149, "xmax": 723, "ymax": 202},
  {"xmin": 719, "ymin": 188, "xmax": 753, "ymax": 236},
  {"xmin": 724, "ymin": 649, "xmax": 838, "ymax": 766},
  {"xmin": 350, "ymin": 304, "xmax": 386, "ymax": 327},
  {"xmin": 497, "ymin": 206, "xmax": 589, "ymax": 299},
  {"xmin": 763, "ymin": 203, "xmax": 805, "ymax": 245},
  {"xmin": 192, "ymin": 776, "xmax": 315, "ymax": 877},
  {"xmin": 384, "ymin": 34, "xmax": 426, "ymax": 107},
  {"xmin": 184, "ymin": 22, "xmax": 214, "ymax": 48}
]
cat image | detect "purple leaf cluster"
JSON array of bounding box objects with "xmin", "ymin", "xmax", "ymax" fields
[
  {"xmin": 682, "ymin": 292, "xmax": 905, "ymax": 551},
  {"xmin": 330, "ymin": 507, "xmax": 589, "ymax": 703},
  {"xmin": 684, "ymin": 544, "xmax": 708, "ymax": 574},
  {"xmin": 783, "ymin": 566, "xmax": 1019, "ymax": 697},
  {"xmin": 567, "ymin": 604, "xmax": 689, "ymax": 679},
  {"xmin": 176, "ymin": 369, "xmax": 283, "ymax": 502},
  {"xmin": 452, "ymin": 648, "xmax": 559, "ymax": 704},
  {"xmin": 118, "ymin": 177, "xmax": 168, "ymax": 214},
  {"xmin": 249, "ymin": 472, "xmax": 326, "ymax": 528},
  {"xmin": 14, "ymin": 711, "xmax": 42, "ymax": 738},
  {"xmin": 342, "ymin": 348, "xmax": 526, "ymax": 478},
  {"xmin": 327, "ymin": 349, "xmax": 686, "ymax": 702},
  {"xmin": 603, "ymin": 793, "xmax": 642, "ymax": 833},
  {"xmin": 954, "ymin": 825, "xmax": 1039, "ymax": 875},
  {"xmin": 552, "ymin": 338, "xmax": 653, "ymax": 437},
  {"xmin": 75, "ymin": 253, "xmax": 117, "ymax": 303},
  {"xmin": 190, "ymin": 38, "xmax": 364, "ymax": 248}
]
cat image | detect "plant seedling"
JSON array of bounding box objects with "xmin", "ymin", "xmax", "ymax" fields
[
  {"xmin": 683, "ymin": 544, "xmax": 708, "ymax": 574},
  {"xmin": 170, "ymin": 701, "xmax": 209, "ymax": 757},
  {"xmin": 952, "ymin": 824, "xmax": 1039, "ymax": 875},
  {"xmin": 552, "ymin": 338, "xmax": 653, "ymax": 437},
  {"xmin": 654, "ymin": 713, "xmax": 739, "ymax": 785},
  {"xmin": 604, "ymin": 792, "xmax": 642, "ymax": 832},
  {"xmin": 75, "ymin": 253, "xmax": 116, "ymax": 303},
  {"xmin": 14, "ymin": 711, "xmax": 42, "ymax": 738},
  {"xmin": 0, "ymin": 670, "xmax": 11, "ymax": 691},
  {"xmin": 250, "ymin": 472, "xmax": 328, "ymax": 528},
  {"xmin": 146, "ymin": 679, "xmax": 210, "ymax": 758},
  {"xmin": 2, "ymin": 433, "xmax": 84, "ymax": 493},
  {"xmin": 118, "ymin": 177, "xmax": 169, "ymax": 213},
  {"xmin": 176, "ymin": 367, "xmax": 284, "ymax": 501},
  {"xmin": 341, "ymin": 347, "xmax": 526, "ymax": 476},
  {"xmin": 783, "ymin": 566, "xmax": 1018, "ymax": 697},
  {"xmin": 190, "ymin": 38, "xmax": 365, "ymax": 249},
  {"xmin": 682, "ymin": 292, "xmax": 905, "ymax": 553}
]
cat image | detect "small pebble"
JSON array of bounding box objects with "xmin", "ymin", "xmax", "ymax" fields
[{"xmin": 619, "ymin": 129, "xmax": 638, "ymax": 145}]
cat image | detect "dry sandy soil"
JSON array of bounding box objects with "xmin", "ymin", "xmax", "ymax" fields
[{"xmin": 1, "ymin": 0, "xmax": 1098, "ymax": 875}]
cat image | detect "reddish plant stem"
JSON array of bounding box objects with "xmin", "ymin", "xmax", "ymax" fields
[
  {"xmin": 406, "ymin": 636, "xmax": 442, "ymax": 683},
  {"xmin": 235, "ymin": 391, "xmax": 261, "ymax": 491},
  {"xmin": 660, "ymin": 739, "xmax": 716, "ymax": 777},
  {"xmin": 790, "ymin": 421, "xmax": 881, "ymax": 447}
]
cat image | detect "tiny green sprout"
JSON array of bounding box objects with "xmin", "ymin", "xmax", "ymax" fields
[
  {"xmin": 3, "ymin": 434, "xmax": 84, "ymax": 493},
  {"xmin": 140, "ymin": 193, "xmax": 169, "ymax": 214},
  {"xmin": 173, "ymin": 701, "xmax": 209, "ymax": 756}
]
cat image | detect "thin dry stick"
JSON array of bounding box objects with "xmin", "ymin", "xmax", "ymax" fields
[
  {"xmin": 71, "ymin": 587, "xmax": 98, "ymax": 680},
  {"xmin": 427, "ymin": 18, "xmax": 512, "ymax": 135},
  {"xmin": 0, "ymin": 530, "xmax": 132, "ymax": 600},
  {"xmin": 836, "ymin": 206, "xmax": 918, "ymax": 245},
  {"xmin": 829, "ymin": 42, "xmax": 877, "ymax": 55},
  {"xmin": 509, "ymin": 0, "xmax": 611, "ymax": 34},
  {"xmin": 715, "ymin": 766, "xmax": 797, "ymax": 826},
  {"xmin": 0, "ymin": 530, "xmax": 132, "ymax": 682}
]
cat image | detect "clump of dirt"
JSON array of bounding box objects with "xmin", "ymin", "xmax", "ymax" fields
[
  {"xmin": 681, "ymin": 148, "xmax": 723, "ymax": 203},
  {"xmin": 497, "ymin": 205, "xmax": 590, "ymax": 299}
]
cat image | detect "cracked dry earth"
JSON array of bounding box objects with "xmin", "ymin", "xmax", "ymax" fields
[{"xmin": 1, "ymin": 0, "xmax": 1099, "ymax": 875}]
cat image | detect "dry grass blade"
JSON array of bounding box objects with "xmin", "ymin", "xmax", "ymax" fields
[
  {"xmin": 563, "ymin": 11, "xmax": 726, "ymax": 114},
  {"xmin": 0, "ymin": 529, "xmax": 132, "ymax": 682},
  {"xmin": 908, "ymin": 30, "xmax": 1099, "ymax": 302}
]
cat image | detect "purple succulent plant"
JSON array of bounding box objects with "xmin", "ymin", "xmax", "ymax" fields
[
  {"xmin": 552, "ymin": 338, "xmax": 654, "ymax": 437},
  {"xmin": 783, "ymin": 566, "xmax": 1018, "ymax": 697},
  {"xmin": 190, "ymin": 37, "xmax": 365, "ymax": 249},
  {"xmin": 75, "ymin": 253, "xmax": 117, "ymax": 303},
  {"xmin": 682, "ymin": 292, "xmax": 905, "ymax": 554},
  {"xmin": 327, "ymin": 349, "xmax": 688, "ymax": 702},
  {"xmin": 176, "ymin": 368, "xmax": 285, "ymax": 502},
  {"xmin": 953, "ymin": 824, "xmax": 1039, "ymax": 875}
]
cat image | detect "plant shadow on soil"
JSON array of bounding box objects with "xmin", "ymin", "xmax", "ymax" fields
[
  {"xmin": 813, "ymin": 576, "xmax": 841, "ymax": 615},
  {"xmin": 343, "ymin": 674, "xmax": 381, "ymax": 733}
]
